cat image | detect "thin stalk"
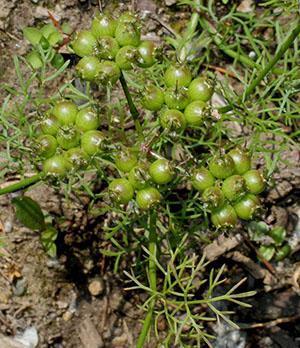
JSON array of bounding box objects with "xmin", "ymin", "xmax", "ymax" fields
[
  {"xmin": 136, "ymin": 212, "xmax": 157, "ymax": 348},
  {"xmin": 119, "ymin": 71, "xmax": 143, "ymax": 135},
  {"xmin": 219, "ymin": 20, "xmax": 300, "ymax": 114},
  {"xmin": 199, "ymin": 16, "xmax": 258, "ymax": 70},
  {"xmin": 0, "ymin": 173, "xmax": 43, "ymax": 196}
]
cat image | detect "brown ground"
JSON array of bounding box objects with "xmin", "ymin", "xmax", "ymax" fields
[{"xmin": 0, "ymin": 1, "xmax": 300, "ymax": 348}]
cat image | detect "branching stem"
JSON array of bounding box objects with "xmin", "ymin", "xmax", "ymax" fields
[
  {"xmin": 218, "ymin": 20, "xmax": 300, "ymax": 114},
  {"xmin": 136, "ymin": 212, "xmax": 157, "ymax": 348},
  {"xmin": 119, "ymin": 71, "xmax": 143, "ymax": 135},
  {"xmin": 0, "ymin": 173, "xmax": 43, "ymax": 196}
]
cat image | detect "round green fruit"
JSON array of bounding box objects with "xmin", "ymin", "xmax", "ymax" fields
[
  {"xmin": 98, "ymin": 60, "xmax": 121, "ymax": 85},
  {"xmin": 149, "ymin": 159, "xmax": 174, "ymax": 185},
  {"xmin": 164, "ymin": 65, "xmax": 192, "ymax": 88},
  {"xmin": 211, "ymin": 204, "xmax": 238, "ymax": 228},
  {"xmin": 136, "ymin": 187, "xmax": 161, "ymax": 210},
  {"xmin": 233, "ymin": 193, "xmax": 260, "ymax": 220},
  {"xmin": 191, "ymin": 167, "xmax": 215, "ymax": 192},
  {"xmin": 188, "ymin": 77, "xmax": 214, "ymax": 102},
  {"xmin": 71, "ymin": 30, "xmax": 97, "ymax": 57},
  {"xmin": 76, "ymin": 56, "xmax": 101, "ymax": 81},
  {"xmin": 142, "ymin": 85, "xmax": 164, "ymax": 111},
  {"xmin": 43, "ymin": 155, "xmax": 69, "ymax": 176},
  {"xmin": 109, "ymin": 178, "xmax": 134, "ymax": 205},
  {"xmin": 128, "ymin": 164, "xmax": 151, "ymax": 190},
  {"xmin": 209, "ymin": 155, "xmax": 235, "ymax": 179},
  {"xmin": 91, "ymin": 13, "xmax": 117, "ymax": 38},
  {"xmin": 184, "ymin": 100, "xmax": 207, "ymax": 127},
  {"xmin": 36, "ymin": 134, "xmax": 57, "ymax": 158},
  {"xmin": 202, "ymin": 186, "xmax": 225, "ymax": 209},
  {"xmin": 56, "ymin": 126, "xmax": 80, "ymax": 150},
  {"xmin": 40, "ymin": 115, "xmax": 60, "ymax": 136},
  {"xmin": 137, "ymin": 41, "xmax": 156, "ymax": 68},
  {"xmin": 81, "ymin": 130, "xmax": 105, "ymax": 155},
  {"xmin": 243, "ymin": 170, "xmax": 265, "ymax": 194},
  {"xmin": 115, "ymin": 22, "xmax": 141, "ymax": 47},
  {"xmin": 228, "ymin": 148, "xmax": 251, "ymax": 175},
  {"xmin": 160, "ymin": 109, "xmax": 186, "ymax": 132},
  {"xmin": 53, "ymin": 100, "xmax": 78, "ymax": 125},
  {"xmin": 164, "ymin": 87, "xmax": 190, "ymax": 111},
  {"xmin": 115, "ymin": 150, "xmax": 138, "ymax": 173},
  {"xmin": 115, "ymin": 45, "xmax": 137, "ymax": 70},
  {"xmin": 96, "ymin": 36, "xmax": 119, "ymax": 60},
  {"xmin": 76, "ymin": 108, "xmax": 100, "ymax": 132},
  {"xmin": 222, "ymin": 175, "xmax": 246, "ymax": 202},
  {"xmin": 64, "ymin": 147, "xmax": 89, "ymax": 169}
]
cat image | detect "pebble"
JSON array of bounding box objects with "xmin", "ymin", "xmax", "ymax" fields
[
  {"xmin": 12, "ymin": 278, "xmax": 27, "ymax": 296},
  {"xmin": 62, "ymin": 311, "xmax": 73, "ymax": 322},
  {"xmin": 88, "ymin": 278, "xmax": 104, "ymax": 297}
]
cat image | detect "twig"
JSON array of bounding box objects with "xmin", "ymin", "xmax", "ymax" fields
[
  {"xmin": 203, "ymin": 64, "xmax": 237, "ymax": 78},
  {"xmin": 119, "ymin": 72, "xmax": 142, "ymax": 136},
  {"xmin": 244, "ymin": 238, "xmax": 276, "ymax": 276},
  {"xmin": 0, "ymin": 173, "xmax": 43, "ymax": 196},
  {"xmin": 241, "ymin": 315, "xmax": 300, "ymax": 330},
  {"xmin": 219, "ymin": 20, "xmax": 300, "ymax": 114},
  {"xmin": 150, "ymin": 15, "xmax": 178, "ymax": 37},
  {"xmin": 136, "ymin": 212, "xmax": 157, "ymax": 348}
]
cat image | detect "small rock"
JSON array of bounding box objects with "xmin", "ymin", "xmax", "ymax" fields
[
  {"xmin": 12, "ymin": 278, "xmax": 27, "ymax": 296},
  {"xmin": 112, "ymin": 333, "xmax": 128, "ymax": 347},
  {"xmin": 88, "ymin": 278, "xmax": 104, "ymax": 297},
  {"xmin": 62, "ymin": 311, "xmax": 73, "ymax": 322},
  {"xmin": 165, "ymin": 0, "xmax": 176, "ymax": 5},
  {"xmin": 237, "ymin": 0, "xmax": 254, "ymax": 13},
  {"xmin": 4, "ymin": 219, "xmax": 13, "ymax": 233},
  {"xmin": 15, "ymin": 327, "xmax": 38, "ymax": 348},
  {"xmin": 57, "ymin": 301, "xmax": 68, "ymax": 309}
]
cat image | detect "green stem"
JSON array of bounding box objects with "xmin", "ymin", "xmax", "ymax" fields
[
  {"xmin": 218, "ymin": 20, "xmax": 300, "ymax": 114},
  {"xmin": 199, "ymin": 16, "xmax": 258, "ymax": 70},
  {"xmin": 136, "ymin": 212, "xmax": 157, "ymax": 348},
  {"xmin": 119, "ymin": 71, "xmax": 142, "ymax": 135},
  {"xmin": 0, "ymin": 173, "xmax": 43, "ymax": 196}
]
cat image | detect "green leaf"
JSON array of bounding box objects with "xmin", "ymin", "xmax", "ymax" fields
[
  {"xmin": 248, "ymin": 221, "xmax": 269, "ymax": 241},
  {"xmin": 275, "ymin": 244, "xmax": 291, "ymax": 261},
  {"xmin": 23, "ymin": 27, "xmax": 42, "ymax": 45},
  {"xmin": 41, "ymin": 226, "xmax": 58, "ymax": 243},
  {"xmin": 41, "ymin": 226, "xmax": 58, "ymax": 258},
  {"xmin": 259, "ymin": 245, "xmax": 275, "ymax": 261},
  {"xmin": 269, "ymin": 226, "xmax": 286, "ymax": 245},
  {"xmin": 12, "ymin": 196, "xmax": 45, "ymax": 231}
]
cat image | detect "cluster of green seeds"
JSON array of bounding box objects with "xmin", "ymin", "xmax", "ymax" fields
[
  {"xmin": 23, "ymin": 23, "xmax": 70, "ymax": 69},
  {"xmin": 109, "ymin": 150, "xmax": 175, "ymax": 210},
  {"xmin": 71, "ymin": 12, "xmax": 158, "ymax": 84},
  {"xmin": 142, "ymin": 65, "xmax": 214, "ymax": 132},
  {"xmin": 37, "ymin": 100, "xmax": 105, "ymax": 175},
  {"xmin": 191, "ymin": 148, "xmax": 265, "ymax": 227}
]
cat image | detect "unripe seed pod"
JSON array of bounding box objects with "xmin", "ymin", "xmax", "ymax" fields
[
  {"xmin": 243, "ymin": 170, "xmax": 265, "ymax": 194},
  {"xmin": 202, "ymin": 186, "xmax": 225, "ymax": 209},
  {"xmin": 109, "ymin": 178, "xmax": 134, "ymax": 205},
  {"xmin": 222, "ymin": 175, "xmax": 246, "ymax": 201},
  {"xmin": 136, "ymin": 187, "xmax": 161, "ymax": 210},
  {"xmin": 233, "ymin": 193, "xmax": 260, "ymax": 220},
  {"xmin": 211, "ymin": 204, "xmax": 238, "ymax": 228},
  {"xmin": 76, "ymin": 56, "xmax": 101, "ymax": 81},
  {"xmin": 209, "ymin": 155, "xmax": 235, "ymax": 179},
  {"xmin": 191, "ymin": 167, "xmax": 215, "ymax": 192},
  {"xmin": 228, "ymin": 148, "xmax": 251, "ymax": 175},
  {"xmin": 164, "ymin": 87, "xmax": 190, "ymax": 111}
]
